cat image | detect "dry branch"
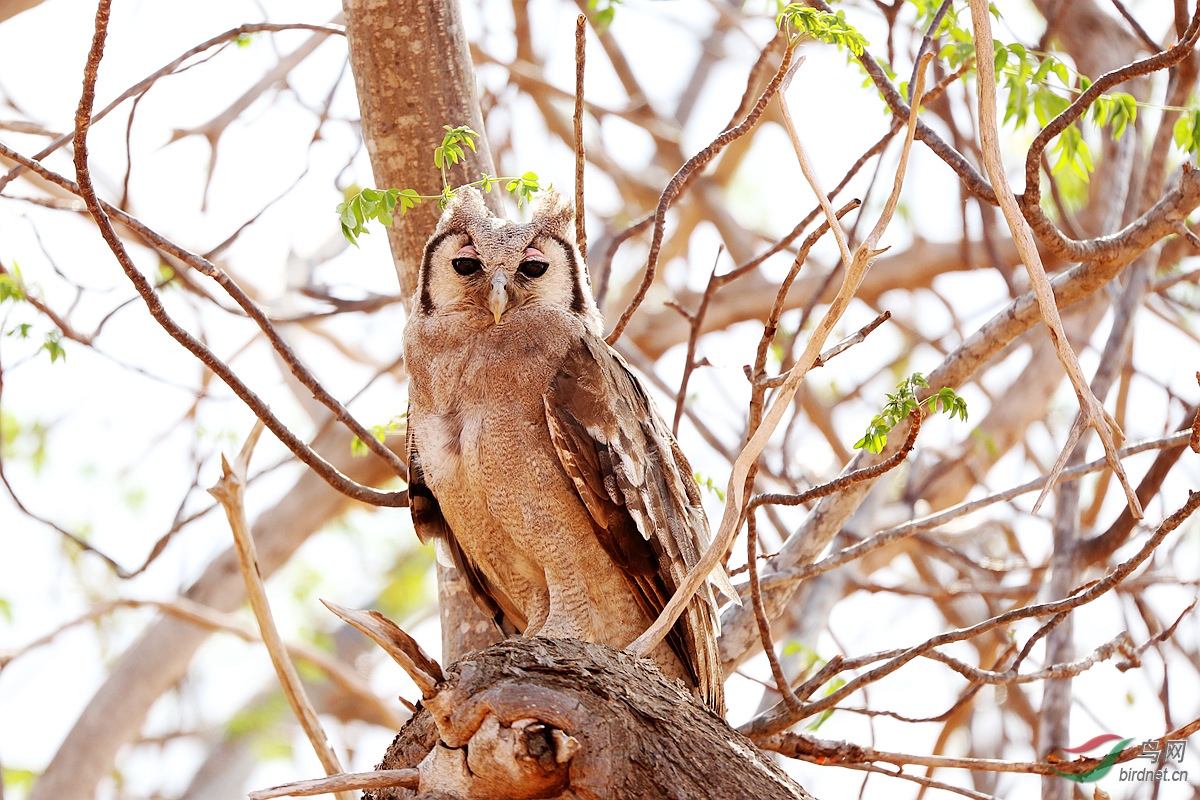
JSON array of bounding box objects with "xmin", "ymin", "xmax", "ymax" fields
[
  {"xmin": 208, "ymin": 422, "xmax": 353, "ymax": 800},
  {"xmin": 968, "ymin": 0, "xmax": 1141, "ymax": 521}
]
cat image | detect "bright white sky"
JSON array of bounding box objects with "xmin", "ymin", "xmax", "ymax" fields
[{"xmin": 0, "ymin": 1, "xmax": 1197, "ymax": 799}]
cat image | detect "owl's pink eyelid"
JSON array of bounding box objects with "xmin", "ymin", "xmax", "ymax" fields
[
  {"xmin": 456, "ymin": 245, "xmax": 478, "ymax": 256},
  {"xmin": 523, "ymin": 247, "xmax": 544, "ymax": 259}
]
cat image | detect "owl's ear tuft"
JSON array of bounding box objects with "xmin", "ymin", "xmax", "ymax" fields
[
  {"xmin": 438, "ymin": 185, "xmax": 491, "ymax": 234},
  {"xmin": 530, "ymin": 189, "xmax": 575, "ymax": 242}
]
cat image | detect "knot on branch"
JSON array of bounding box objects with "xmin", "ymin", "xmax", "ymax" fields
[{"xmin": 368, "ymin": 637, "xmax": 811, "ymax": 800}]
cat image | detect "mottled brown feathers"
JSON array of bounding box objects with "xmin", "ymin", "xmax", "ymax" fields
[{"xmin": 404, "ymin": 187, "xmax": 725, "ymax": 713}]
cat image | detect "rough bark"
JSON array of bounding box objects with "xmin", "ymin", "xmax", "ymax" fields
[
  {"xmin": 343, "ymin": 0, "xmax": 502, "ymax": 300},
  {"xmin": 366, "ymin": 638, "xmax": 813, "ymax": 800}
]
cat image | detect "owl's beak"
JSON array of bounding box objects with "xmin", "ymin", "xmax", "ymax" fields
[{"xmin": 488, "ymin": 271, "xmax": 508, "ymax": 324}]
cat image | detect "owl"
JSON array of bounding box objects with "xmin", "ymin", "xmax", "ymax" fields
[{"xmin": 403, "ymin": 187, "xmax": 728, "ymax": 713}]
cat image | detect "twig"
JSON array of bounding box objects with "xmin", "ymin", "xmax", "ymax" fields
[
  {"xmin": 321, "ymin": 601, "xmax": 443, "ymax": 698},
  {"xmin": 630, "ymin": 53, "xmax": 933, "ymax": 659},
  {"xmin": 923, "ymin": 631, "xmax": 1135, "ymax": 684},
  {"xmin": 208, "ymin": 422, "xmax": 352, "ymax": 800},
  {"xmin": 574, "ymin": 14, "xmax": 587, "ymax": 265},
  {"xmin": 967, "ymin": 0, "xmax": 1142, "ymax": 521},
  {"xmin": 746, "ymin": 511, "xmax": 804, "ymax": 717},
  {"xmin": 748, "ymin": 411, "xmax": 920, "ymax": 513},
  {"xmin": 758, "ymin": 431, "xmax": 1191, "ymax": 593},
  {"xmin": 605, "ymin": 44, "xmax": 799, "ymax": 344},
  {"xmin": 765, "ymin": 714, "xmax": 1200, "ymax": 779},
  {"xmin": 1108, "ymin": 0, "xmax": 1166, "ymax": 52},
  {"xmin": 248, "ymin": 770, "xmax": 419, "ymax": 800},
  {"xmin": 739, "ymin": 490, "xmax": 1200, "ymax": 738},
  {"xmin": 759, "ymin": 731, "xmax": 1091, "ymax": 777},
  {"xmin": 908, "ymin": 0, "xmax": 953, "ymax": 104},
  {"xmin": 1192, "ymin": 373, "xmax": 1200, "ymax": 452},
  {"xmin": 754, "ymin": 309, "xmax": 891, "ymax": 389},
  {"xmin": 0, "ymin": 354, "xmax": 131, "ymax": 575},
  {"xmin": 671, "ymin": 246, "xmax": 722, "ymax": 435},
  {"xmin": 0, "ymin": 22, "xmax": 345, "ymax": 194},
  {"xmin": 0, "ymin": 596, "xmax": 402, "ymax": 729},
  {"xmin": 594, "ymin": 212, "xmax": 652, "ymax": 310},
  {"xmin": 813, "ymin": 311, "xmax": 891, "ymax": 367},
  {"xmin": 814, "ymin": 761, "xmax": 998, "ymax": 800}
]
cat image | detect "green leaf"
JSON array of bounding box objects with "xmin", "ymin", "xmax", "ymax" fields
[
  {"xmin": 2, "ymin": 767, "xmax": 37, "ymax": 794},
  {"xmin": 694, "ymin": 472, "xmax": 726, "ymax": 501},
  {"xmin": 1051, "ymin": 60, "xmax": 1070, "ymax": 85},
  {"xmin": 1174, "ymin": 109, "xmax": 1200, "ymax": 154},
  {"xmin": 399, "ymin": 188, "xmax": 422, "ymax": 213},
  {"xmin": 42, "ymin": 329, "xmax": 65, "ymax": 363},
  {"xmin": 806, "ymin": 677, "xmax": 845, "ymax": 730},
  {"xmin": 0, "ymin": 271, "xmax": 25, "ymax": 303},
  {"xmin": 595, "ymin": 6, "xmax": 615, "ymax": 32}
]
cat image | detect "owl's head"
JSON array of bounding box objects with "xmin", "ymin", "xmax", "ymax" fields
[{"xmin": 415, "ymin": 187, "xmax": 601, "ymax": 333}]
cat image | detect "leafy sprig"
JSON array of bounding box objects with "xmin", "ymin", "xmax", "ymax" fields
[
  {"xmin": 777, "ymin": 5, "xmax": 869, "ymax": 55},
  {"xmin": 350, "ymin": 413, "xmax": 407, "ymax": 457},
  {"xmin": 0, "ymin": 268, "xmax": 25, "ymax": 303},
  {"xmin": 336, "ymin": 126, "xmax": 544, "ymax": 246},
  {"xmin": 586, "ymin": 0, "xmax": 622, "ymax": 34},
  {"xmin": 854, "ymin": 373, "xmax": 967, "ymax": 454},
  {"xmin": 1, "ymin": 265, "xmax": 66, "ymax": 363},
  {"xmin": 694, "ymin": 472, "xmax": 726, "ymax": 502}
]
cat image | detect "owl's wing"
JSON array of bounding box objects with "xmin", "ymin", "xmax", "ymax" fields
[
  {"xmin": 406, "ymin": 412, "xmax": 523, "ymax": 636},
  {"xmin": 544, "ymin": 333, "xmax": 725, "ymax": 713}
]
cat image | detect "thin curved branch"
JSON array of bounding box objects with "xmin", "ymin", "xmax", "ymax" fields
[
  {"xmin": 1019, "ymin": 2, "xmax": 1200, "ymax": 260},
  {"xmin": 605, "ymin": 43, "xmax": 798, "ymax": 344},
  {"xmin": 0, "ymin": 21, "xmax": 345, "ymax": 194},
  {"xmin": 65, "ymin": 8, "xmax": 406, "ymax": 508},
  {"xmin": 969, "ymin": 0, "xmax": 1141, "ymax": 520}
]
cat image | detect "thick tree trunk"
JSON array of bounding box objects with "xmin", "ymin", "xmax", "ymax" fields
[
  {"xmin": 342, "ymin": 0, "xmax": 502, "ymax": 300},
  {"xmin": 366, "ymin": 638, "xmax": 814, "ymax": 800}
]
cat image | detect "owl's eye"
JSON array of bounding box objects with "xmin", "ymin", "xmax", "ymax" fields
[
  {"xmin": 518, "ymin": 260, "xmax": 549, "ymax": 278},
  {"xmin": 452, "ymin": 257, "xmax": 483, "ymax": 276}
]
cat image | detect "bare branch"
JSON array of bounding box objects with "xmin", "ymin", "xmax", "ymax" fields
[
  {"xmin": 207, "ymin": 422, "xmax": 352, "ymax": 799},
  {"xmin": 968, "ymin": 0, "xmax": 1141, "ymax": 520},
  {"xmin": 248, "ymin": 770, "xmax": 419, "ymax": 800}
]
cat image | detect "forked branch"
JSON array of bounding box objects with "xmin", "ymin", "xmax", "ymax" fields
[{"xmin": 967, "ymin": 0, "xmax": 1142, "ymax": 520}]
